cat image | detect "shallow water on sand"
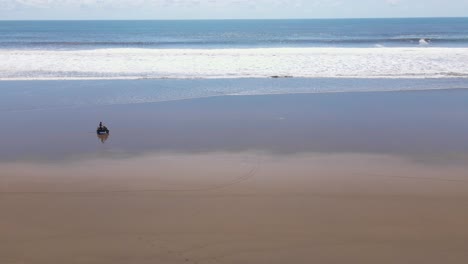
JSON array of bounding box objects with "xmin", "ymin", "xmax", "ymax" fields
[
  {"xmin": 1, "ymin": 87, "xmax": 468, "ymax": 162},
  {"xmin": 1, "ymin": 89, "xmax": 468, "ymax": 264}
]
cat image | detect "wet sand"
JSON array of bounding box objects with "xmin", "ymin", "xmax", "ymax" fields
[{"xmin": 1, "ymin": 89, "xmax": 468, "ymax": 263}]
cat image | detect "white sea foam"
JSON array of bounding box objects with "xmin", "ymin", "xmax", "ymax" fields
[
  {"xmin": 419, "ymin": 38, "xmax": 430, "ymax": 45},
  {"xmin": 1, "ymin": 47, "xmax": 468, "ymax": 80}
]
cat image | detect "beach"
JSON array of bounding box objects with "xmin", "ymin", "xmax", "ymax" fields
[
  {"xmin": 2, "ymin": 18, "xmax": 468, "ymax": 263},
  {"xmin": 2, "ymin": 88, "xmax": 468, "ymax": 264}
]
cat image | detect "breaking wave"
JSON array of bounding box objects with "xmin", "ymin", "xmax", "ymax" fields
[{"xmin": 1, "ymin": 47, "xmax": 468, "ymax": 80}]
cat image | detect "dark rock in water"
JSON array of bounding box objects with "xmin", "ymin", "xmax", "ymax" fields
[{"xmin": 271, "ymin": 75, "xmax": 293, "ymax": 78}]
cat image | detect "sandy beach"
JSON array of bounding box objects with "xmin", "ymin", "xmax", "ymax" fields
[{"xmin": 2, "ymin": 89, "xmax": 468, "ymax": 264}]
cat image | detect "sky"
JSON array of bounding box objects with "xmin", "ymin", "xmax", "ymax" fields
[{"xmin": 0, "ymin": 0, "xmax": 467, "ymax": 20}]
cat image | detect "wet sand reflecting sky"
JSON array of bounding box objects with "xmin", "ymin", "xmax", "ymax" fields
[
  {"xmin": 1, "ymin": 89, "xmax": 468, "ymax": 163},
  {"xmin": 1, "ymin": 90, "xmax": 468, "ymax": 263}
]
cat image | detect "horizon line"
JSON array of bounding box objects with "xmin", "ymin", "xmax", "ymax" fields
[{"xmin": 1, "ymin": 16, "xmax": 467, "ymax": 21}]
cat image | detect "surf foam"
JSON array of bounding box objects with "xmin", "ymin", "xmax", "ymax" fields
[{"xmin": 1, "ymin": 47, "xmax": 468, "ymax": 80}]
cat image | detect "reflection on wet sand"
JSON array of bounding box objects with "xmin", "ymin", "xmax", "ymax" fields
[
  {"xmin": 0, "ymin": 152, "xmax": 262, "ymax": 194},
  {"xmin": 1, "ymin": 89, "xmax": 468, "ymax": 162},
  {"xmin": 2, "ymin": 90, "xmax": 468, "ymax": 264},
  {"xmin": 97, "ymin": 133, "xmax": 109, "ymax": 144}
]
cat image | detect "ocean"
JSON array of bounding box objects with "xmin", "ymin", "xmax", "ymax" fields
[
  {"xmin": 1, "ymin": 18, "xmax": 468, "ymax": 80},
  {"xmin": 2, "ymin": 18, "xmax": 468, "ymax": 49},
  {"xmin": 0, "ymin": 18, "xmax": 468, "ymax": 110}
]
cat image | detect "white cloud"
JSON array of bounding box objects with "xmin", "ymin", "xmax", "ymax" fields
[
  {"xmin": 2, "ymin": 0, "xmax": 460, "ymax": 19},
  {"xmin": 0, "ymin": 0, "xmax": 328, "ymax": 10}
]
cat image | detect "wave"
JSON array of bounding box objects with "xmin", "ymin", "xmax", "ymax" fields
[
  {"xmin": 419, "ymin": 38, "xmax": 430, "ymax": 45},
  {"xmin": 1, "ymin": 37, "xmax": 468, "ymax": 48},
  {"xmin": 1, "ymin": 47, "xmax": 468, "ymax": 80}
]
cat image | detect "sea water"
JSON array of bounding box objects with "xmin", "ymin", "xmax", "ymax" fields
[
  {"xmin": 1, "ymin": 18, "xmax": 468, "ymax": 80},
  {"xmin": 0, "ymin": 18, "xmax": 468, "ymax": 110}
]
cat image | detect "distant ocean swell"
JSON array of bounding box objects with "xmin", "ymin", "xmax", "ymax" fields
[
  {"xmin": 1, "ymin": 37, "xmax": 467, "ymax": 48},
  {"xmin": 1, "ymin": 47, "xmax": 468, "ymax": 80}
]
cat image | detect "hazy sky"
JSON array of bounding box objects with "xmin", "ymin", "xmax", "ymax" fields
[{"xmin": 0, "ymin": 0, "xmax": 467, "ymax": 20}]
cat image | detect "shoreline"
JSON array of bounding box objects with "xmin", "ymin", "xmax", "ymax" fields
[
  {"xmin": 1, "ymin": 77, "xmax": 468, "ymax": 113},
  {"xmin": 2, "ymin": 85, "xmax": 468, "ymax": 263},
  {"xmin": 1, "ymin": 88, "xmax": 468, "ymax": 161},
  {"xmin": 3, "ymin": 17, "xmax": 468, "ymax": 264}
]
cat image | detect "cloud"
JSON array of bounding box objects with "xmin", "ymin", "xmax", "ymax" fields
[
  {"xmin": 1, "ymin": 0, "xmax": 153, "ymax": 9},
  {"xmin": 0, "ymin": 0, "xmax": 324, "ymax": 10},
  {"xmin": 1, "ymin": 0, "xmax": 466, "ymax": 19}
]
